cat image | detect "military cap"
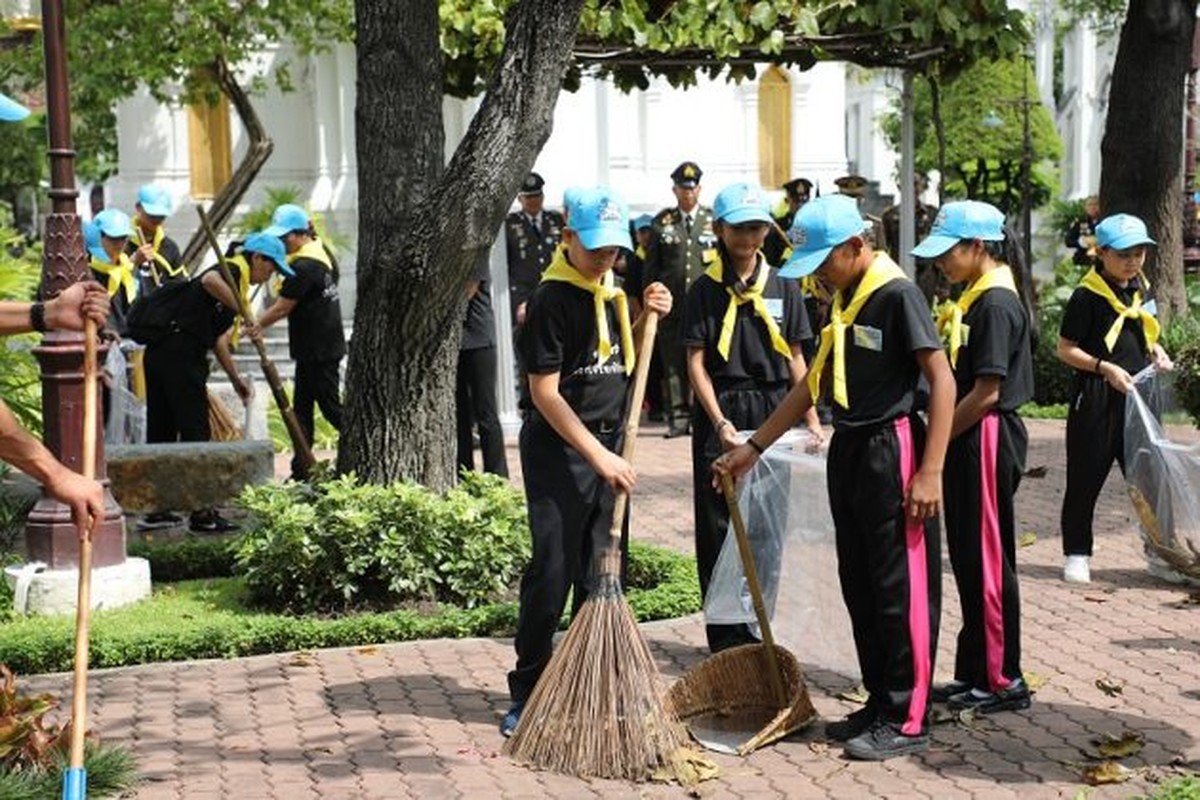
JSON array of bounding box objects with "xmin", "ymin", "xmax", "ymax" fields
[
  {"xmin": 834, "ymin": 174, "xmax": 869, "ymax": 198},
  {"xmin": 671, "ymin": 161, "xmax": 703, "ymax": 188},
  {"xmin": 519, "ymin": 172, "xmax": 545, "ymax": 196},
  {"xmin": 782, "ymin": 177, "xmax": 814, "ymax": 201}
]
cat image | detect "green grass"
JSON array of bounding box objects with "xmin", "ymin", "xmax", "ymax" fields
[
  {"xmin": 1135, "ymin": 776, "xmax": 1200, "ymax": 800},
  {"xmin": 1019, "ymin": 402, "xmax": 1069, "ymax": 420},
  {"xmin": 0, "ymin": 542, "xmax": 699, "ymax": 675},
  {"xmin": 0, "ymin": 743, "xmax": 138, "ymax": 800}
]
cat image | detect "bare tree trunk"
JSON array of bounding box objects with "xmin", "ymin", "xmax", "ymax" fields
[
  {"xmin": 180, "ymin": 56, "xmax": 275, "ymax": 270},
  {"xmin": 341, "ymin": 0, "xmax": 587, "ymax": 489},
  {"xmin": 1101, "ymin": 0, "xmax": 1196, "ymax": 320}
]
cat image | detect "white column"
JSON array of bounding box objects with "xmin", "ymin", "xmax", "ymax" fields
[{"xmin": 899, "ymin": 71, "xmax": 916, "ymax": 275}]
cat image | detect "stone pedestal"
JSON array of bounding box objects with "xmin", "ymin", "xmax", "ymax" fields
[{"xmin": 4, "ymin": 557, "xmax": 151, "ymax": 616}]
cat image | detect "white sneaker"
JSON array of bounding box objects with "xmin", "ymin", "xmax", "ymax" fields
[{"xmin": 1063, "ymin": 555, "xmax": 1091, "ymax": 584}]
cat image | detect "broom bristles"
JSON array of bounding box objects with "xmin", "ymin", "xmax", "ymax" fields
[{"xmin": 504, "ymin": 574, "xmax": 686, "ymax": 781}]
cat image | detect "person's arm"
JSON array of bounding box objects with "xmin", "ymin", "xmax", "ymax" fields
[
  {"xmin": 711, "ymin": 377, "xmax": 815, "ymax": 484},
  {"xmin": 907, "ymin": 347, "xmax": 954, "ymax": 519},
  {"xmin": 529, "ymin": 372, "xmax": 635, "ymax": 492},
  {"xmin": 465, "ymin": 280, "xmax": 481, "ymax": 300},
  {"xmin": 212, "ymin": 331, "xmax": 250, "ymax": 403},
  {"xmin": 0, "ymin": 281, "xmax": 110, "ymax": 335},
  {"xmin": 1065, "ymin": 220, "xmax": 1082, "ymax": 250},
  {"xmin": 201, "ymin": 270, "xmax": 242, "ymax": 313},
  {"xmin": 0, "ymin": 399, "xmax": 103, "ymax": 538},
  {"xmin": 256, "ymin": 296, "xmax": 297, "ymax": 330},
  {"xmin": 687, "ymin": 347, "xmax": 739, "ymax": 451},
  {"xmin": 632, "ymin": 281, "xmax": 672, "ymax": 339},
  {"xmin": 1057, "ymin": 336, "xmax": 1132, "ymax": 393},
  {"xmin": 950, "ymin": 375, "xmax": 1002, "ymax": 440},
  {"xmin": 789, "ymin": 343, "xmax": 824, "ymax": 439},
  {"xmin": 1152, "ymin": 343, "xmax": 1174, "ymax": 371}
]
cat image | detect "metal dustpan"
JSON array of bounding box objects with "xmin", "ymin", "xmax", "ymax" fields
[{"xmin": 667, "ymin": 476, "xmax": 816, "ymax": 755}]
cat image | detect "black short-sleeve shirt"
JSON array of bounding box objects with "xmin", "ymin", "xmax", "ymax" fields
[
  {"xmin": 683, "ymin": 263, "xmax": 811, "ymax": 387},
  {"xmin": 954, "ymin": 287, "xmax": 1034, "ymax": 410},
  {"xmin": 1059, "ymin": 276, "xmax": 1152, "ymax": 375},
  {"xmin": 461, "ymin": 254, "xmax": 496, "ymax": 351},
  {"xmin": 279, "ymin": 255, "xmax": 347, "ymax": 363},
  {"xmin": 830, "ymin": 277, "xmax": 942, "ymax": 430},
  {"xmin": 517, "ymin": 281, "xmax": 629, "ymax": 424}
]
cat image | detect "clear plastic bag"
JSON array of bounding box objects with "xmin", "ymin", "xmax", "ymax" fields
[
  {"xmin": 1124, "ymin": 367, "xmax": 1200, "ymax": 580},
  {"xmin": 104, "ymin": 342, "xmax": 146, "ymax": 445},
  {"xmin": 705, "ymin": 430, "xmax": 860, "ymax": 683}
]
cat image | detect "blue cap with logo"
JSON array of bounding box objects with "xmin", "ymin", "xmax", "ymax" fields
[
  {"xmin": 713, "ymin": 182, "xmax": 772, "ymax": 225},
  {"xmin": 0, "ymin": 92, "xmax": 30, "ymax": 123},
  {"xmin": 264, "ymin": 203, "xmax": 311, "ymax": 238},
  {"xmin": 243, "ymin": 231, "xmax": 294, "ymax": 276},
  {"xmin": 633, "ymin": 214, "xmax": 654, "ymax": 231},
  {"xmin": 910, "ymin": 200, "xmax": 1006, "ymax": 259},
  {"xmin": 86, "ymin": 209, "xmax": 132, "ymax": 262},
  {"xmin": 566, "ymin": 187, "xmax": 632, "ymax": 251},
  {"xmin": 1095, "ymin": 213, "xmax": 1156, "ymax": 250},
  {"xmin": 779, "ymin": 195, "xmax": 870, "ymax": 278},
  {"xmin": 136, "ymin": 184, "xmax": 173, "ymax": 217}
]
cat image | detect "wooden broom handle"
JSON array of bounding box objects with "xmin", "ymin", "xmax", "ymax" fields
[{"xmin": 722, "ymin": 473, "xmax": 787, "ymax": 708}]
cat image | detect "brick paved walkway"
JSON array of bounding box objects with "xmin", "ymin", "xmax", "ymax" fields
[{"xmin": 27, "ymin": 420, "xmax": 1200, "ymax": 798}]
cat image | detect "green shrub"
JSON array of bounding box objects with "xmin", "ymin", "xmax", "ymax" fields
[
  {"xmin": 1031, "ymin": 256, "xmax": 1084, "ymax": 406},
  {"xmin": 234, "ymin": 471, "xmax": 532, "ymax": 613},
  {"xmin": 127, "ymin": 535, "xmax": 239, "ymax": 582},
  {"xmin": 1174, "ymin": 338, "xmax": 1200, "ymax": 428},
  {"xmin": 0, "ymin": 543, "xmax": 699, "ymax": 674},
  {"xmin": 1134, "ymin": 775, "xmax": 1200, "ymax": 800},
  {"xmin": 0, "ymin": 742, "xmax": 137, "ymax": 800}
]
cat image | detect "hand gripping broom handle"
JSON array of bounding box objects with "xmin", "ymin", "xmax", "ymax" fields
[
  {"xmin": 196, "ymin": 206, "xmax": 316, "ymax": 475},
  {"xmin": 722, "ymin": 473, "xmax": 787, "ymax": 708},
  {"xmin": 600, "ymin": 312, "xmax": 659, "ymax": 576},
  {"xmin": 64, "ymin": 318, "xmax": 99, "ymax": 799}
]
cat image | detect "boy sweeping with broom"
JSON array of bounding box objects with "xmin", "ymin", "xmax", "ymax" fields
[
  {"xmin": 503, "ymin": 186, "xmax": 671, "ymax": 738},
  {"xmin": 713, "ymin": 194, "xmax": 954, "ymax": 761}
]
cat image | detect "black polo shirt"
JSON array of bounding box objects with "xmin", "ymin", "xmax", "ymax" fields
[
  {"xmin": 1059, "ymin": 275, "xmax": 1152, "ymax": 376},
  {"xmin": 829, "ymin": 278, "xmax": 942, "ymax": 431},
  {"xmin": 953, "ymin": 287, "xmax": 1034, "ymax": 411},
  {"xmin": 683, "ymin": 262, "xmax": 811, "ymax": 387},
  {"xmin": 461, "ymin": 254, "xmax": 496, "ymax": 351},
  {"xmin": 517, "ymin": 281, "xmax": 629, "ymax": 425},
  {"xmin": 280, "ymin": 255, "xmax": 347, "ymax": 363}
]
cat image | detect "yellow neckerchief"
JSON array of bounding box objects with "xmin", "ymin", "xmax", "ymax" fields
[
  {"xmin": 223, "ymin": 254, "xmax": 252, "ymax": 347},
  {"xmin": 539, "ymin": 245, "xmax": 634, "ymax": 374},
  {"xmin": 90, "ymin": 252, "xmax": 138, "ymax": 304},
  {"xmin": 800, "ymin": 274, "xmax": 831, "ymax": 303},
  {"xmin": 635, "ymin": 244, "xmax": 647, "ymax": 261},
  {"xmin": 936, "ymin": 264, "xmax": 1018, "ymax": 367},
  {"xmin": 807, "ymin": 251, "xmax": 907, "ymax": 409},
  {"xmin": 703, "ymin": 251, "xmax": 791, "ymax": 361},
  {"xmin": 133, "ymin": 224, "xmax": 185, "ymax": 281},
  {"xmin": 1079, "ymin": 267, "xmax": 1160, "ymax": 353},
  {"xmin": 287, "ymin": 239, "xmax": 333, "ymax": 270}
]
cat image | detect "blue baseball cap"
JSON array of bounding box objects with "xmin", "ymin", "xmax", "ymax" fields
[
  {"xmin": 779, "ymin": 195, "xmax": 870, "ymax": 278},
  {"xmin": 264, "ymin": 203, "xmax": 311, "ymax": 237},
  {"xmin": 243, "ymin": 231, "xmax": 294, "ymax": 276},
  {"xmin": 83, "ymin": 220, "xmax": 104, "ymax": 262},
  {"xmin": 0, "ymin": 92, "xmax": 29, "ymax": 122},
  {"xmin": 713, "ymin": 182, "xmax": 772, "ymax": 225},
  {"xmin": 1095, "ymin": 213, "xmax": 1156, "ymax": 250},
  {"xmin": 911, "ymin": 200, "xmax": 1005, "ymax": 259},
  {"xmin": 136, "ymin": 184, "xmax": 173, "ymax": 217},
  {"xmin": 633, "ymin": 214, "xmax": 654, "ymax": 231},
  {"xmin": 87, "ymin": 209, "xmax": 132, "ymax": 262},
  {"xmin": 566, "ymin": 187, "xmax": 632, "ymax": 250}
]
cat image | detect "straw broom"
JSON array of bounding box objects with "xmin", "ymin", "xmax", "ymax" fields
[{"xmin": 504, "ymin": 312, "xmax": 687, "ymax": 781}]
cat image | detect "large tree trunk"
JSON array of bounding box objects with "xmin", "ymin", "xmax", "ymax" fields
[
  {"xmin": 341, "ymin": 0, "xmax": 587, "ymax": 489},
  {"xmin": 180, "ymin": 56, "xmax": 274, "ymax": 270},
  {"xmin": 1100, "ymin": 0, "xmax": 1196, "ymax": 320}
]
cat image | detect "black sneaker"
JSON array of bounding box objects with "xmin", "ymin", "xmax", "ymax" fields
[
  {"xmin": 843, "ymin": 720, "xmax": 929, "ymax": 761},
  {"xmin": 946, "ymin": 681, "xmax": 1031, "ymax": 714},
  {"xmin": 189, "ymin": 510, "xmax": 240, "ymax": 533},
  {"xmin": 138, "ymin": 511, "xmax": 183, "ymax": 530},
  {"xmin": 931, "ymin": 679, "xmax": 972, "ymax": 704},
  {"xmin": 825, "ymin": 704, "xmax": 876, "ymax": 742}
]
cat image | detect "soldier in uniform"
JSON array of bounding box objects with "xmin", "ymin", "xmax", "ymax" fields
[
  {"xmin": 836, "ymin": 174, "xmax": 889, "ymax": 257},
  {"xmin": 763, "ymin": 176, "xmax": 813, "ymax": 267},
  {"xmin": 1065, "ymin": 195, "xmax": 1101, "ymax": 267},
  {"xmin": 644, "ymin": 160, "xmax": 716, "ymax": 437},
  {"xmin": 505, "ymin": 172, "xmax": 566, "ymax": 332}
]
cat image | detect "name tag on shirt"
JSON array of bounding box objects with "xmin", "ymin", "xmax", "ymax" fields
[
  {"xmin": 1143, "ymin": 299, "xmax": 1157, "ymax": 317},
  {"xmin": 764, "ymin": 298, "xmax": 784, "ymax": 323},
  {"xmin": 960, "ymin": 323, "xmax": 970, "ymax": 346},
  {"xmin": 853, "ymin": 324, "xmax": 883, "ymax": 351}
]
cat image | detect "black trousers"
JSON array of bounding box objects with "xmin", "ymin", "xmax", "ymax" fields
[
  {"xmin": 145, "ymin": 333, "xmax": 210, "ymax": 444},
  {"xmin": 1061, "ymin": 374, "xmax": 1125, "ymax": 556},
  {"xmin": 656, "ymin": 317, "xmax": 690, "ymax": 428},
  {"xmin": 944, "ymin": 411, "xmax": 1026, "ymax": 693},
  {"xmin": 827, "ymin": 415, "xmax": 940, "ymax": 735},
  {"xmin": 455, "ymin": 346, "xmax": 509, "ymax": 477},
  {"xmin": 508, "ymin": 420, "xmax": 629, "ymax": 704},
  {"xmin": 292, "ymin": 357, "xmax": 343, "ymax": 477},
  {"xmin": 691, "ymin": 383, "xmax": 787, "ymax": 652}
]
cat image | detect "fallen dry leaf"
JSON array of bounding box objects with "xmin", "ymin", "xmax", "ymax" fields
[
  {"xmin": 837, "ymin": 685, "xmax": 870, "ymax": 705},
  {"xmin": 1177, "ymin": 592, "xmax": 1200, "ymax": 606},
  {"xmin": 1091, "ymin": 731, "xmax": 1144, "ymax": 759},
  {"xmin": 1084, "ymin": 595, "xmax": 1109, "ymax": 604},
  {"xmin": 1023, "ymin": 672, "xmax": 1049, "ymax": 692},
  {"xmin": 287, "ymin": 652, "xmax": 316, "ymax": 667},
  {"xmin": 650, "ymin": 747, "xmax": 720, "ymax": 789},
  {"xmin": 356, "ymin": 646, "xmax": 379, "ymax": 656},
  {"xmin": 1024, "ymin": 465, "xmax": 1048, "ymax": 478},
  {"xmin": 807, "ymin": 741, "xmax": 829, "ymax": 755},
  {"xmin": 1081, "ymin": 760, "xmax": 1133, "ymax": 786},
  {"xmin": 956, "ymin": 708, "xmax": 983, "ymax": 729},
  {"xmin": 1018, "ymin": 531, "xmax": 1038, "ymax": 548},
  {"xmin": 1095, "ymin": 676, "xmax": 1124, "ymax": 697}
]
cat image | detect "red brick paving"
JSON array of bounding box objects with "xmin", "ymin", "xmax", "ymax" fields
[{"xmin": 26, "ymin": 419, "xmax": 1200, "ymax": 798}]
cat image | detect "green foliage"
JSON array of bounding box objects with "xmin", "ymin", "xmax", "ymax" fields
[
  {"xmin": 232, "ymin": 186, "xmax": 350, "ymax": 255},
  {"xmin": 0, "ymin": 115, "xmax": 47, "ymax": 208},
  {"xmin": 1017, "ymin": 402, "xmax": 1068, "ymax": 420},
  {"xmin": 1134, "ymin": 775, "xmax": 1200, "ymax": 800},
  {"xmin": 881, "ymin": 57, "xmax": 1062, "ymax": 212},
  {"xmin": 1031, "ymin": 257, "xmax": 1086, "ymax": 405},
  {"xmin": 127, "ymin": 535, "xmax": 239, "ymax": 582},
  {"xmin": 266, "ymin": 389, "xmax": 339, "ymax": 453},
  {"xmin": 0, "ymin": 544, "xmax": 698, "ymax": 674},
  {"xmin": 0, "ymin": 664, "xmax": 65, "ymax": 773},
  {"xmin": 0, "ymin": 740, "xmax": 137, "ymax": 800},
  {"xmin": 1171, "ymin": 319, "xmax": 1200, "ymax": 428},
  {"xmin": 233, "ymin": 471, "xmax": 532, "ymax": 612},
  {"xmin": 0, "ymin": 224, "xmax": 45, "ymax": 436},
  {"xmin": 1047, "ymin": 196, "xmax": 1088, "ymax": 242}
]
